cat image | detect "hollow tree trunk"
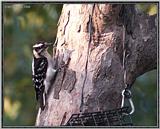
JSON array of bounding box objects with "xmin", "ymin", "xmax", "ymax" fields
[{"xmin": 36, "ymin": 4, "xmax": 157, "ymax": 126}]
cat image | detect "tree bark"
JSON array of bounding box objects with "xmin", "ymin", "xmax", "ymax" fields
[{"xmin": 35, "ymin": 4, "xmax": 157, "ymax": 126}]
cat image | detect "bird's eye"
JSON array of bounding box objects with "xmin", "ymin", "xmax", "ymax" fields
[
  {"xmin": 41, "ymin": 44, "xmax": 45, "ymax": 48},
  {"xmin": 35, "ymin": 48, "xmax": 39, "ymax": 51}
]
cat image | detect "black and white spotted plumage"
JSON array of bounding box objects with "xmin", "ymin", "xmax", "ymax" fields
[
  {"xmin": 32, "ymin": 41, "xmax": 56, "ymax": 111},
  {"xmin": 32, "ymin": 56, "xmax": 48, "ymax": 110}
]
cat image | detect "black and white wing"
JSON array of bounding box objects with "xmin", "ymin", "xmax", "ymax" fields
[{"xmin": 32, "ymin": 57, "xmax": 48, "ymax": 110}]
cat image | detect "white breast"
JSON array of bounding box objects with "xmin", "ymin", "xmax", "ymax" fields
[{"xmin": 44, "ymin": 54, "xmax": 57, "ymax": 94}]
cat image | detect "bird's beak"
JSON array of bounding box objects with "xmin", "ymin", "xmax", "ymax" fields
[{"xmin": 45, "ymin": 42, "xmax": 53, "ymax": 47}]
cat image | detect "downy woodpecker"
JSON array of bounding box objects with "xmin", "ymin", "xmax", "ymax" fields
[{"xmin": 32, "ymin": 41, "xmax": 57, "ymax": 111}]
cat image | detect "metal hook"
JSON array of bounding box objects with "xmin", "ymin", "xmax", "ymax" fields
[
  {"xmin": 121, "ymin": 89, "xmax": 135, "ymax": 115},
  {"xmin": 128, "ymin": 98, "xmax": 135, "ymax": 114}
]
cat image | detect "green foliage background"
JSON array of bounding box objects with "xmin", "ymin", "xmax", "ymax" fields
[
  {"xmin": 3, "ymin": 3, "xmax": 157, "ymax": 126},
  {"xmin": 3, "ymin": 3, "xmax": 63, "ymax": 126}
]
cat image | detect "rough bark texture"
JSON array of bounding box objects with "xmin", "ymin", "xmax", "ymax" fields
[{"xmin": 35, "ymin": 4, "xmax": 157, "ymax": 126}]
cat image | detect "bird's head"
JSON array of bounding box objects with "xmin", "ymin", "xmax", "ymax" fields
[{"xmin": 33, "ymin": 41, "xmax": 53, "ymax": 58}]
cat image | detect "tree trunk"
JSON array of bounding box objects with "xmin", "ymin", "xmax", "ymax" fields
[{"xmin": 35, "ymin": 4, "xmax": 157, "ymax": 126}]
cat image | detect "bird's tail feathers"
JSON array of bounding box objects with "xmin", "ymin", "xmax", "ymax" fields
[{"xmin": 39, "ymin": 92, "xmax": 45, "ymax": 111}]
